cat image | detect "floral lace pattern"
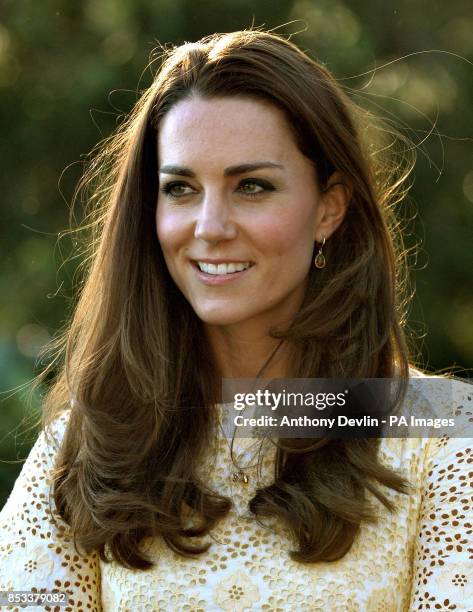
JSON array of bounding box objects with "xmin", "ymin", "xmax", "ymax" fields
[{"xmin": 0, "ymin": 379, "xmax": 472, "ymax": 611}]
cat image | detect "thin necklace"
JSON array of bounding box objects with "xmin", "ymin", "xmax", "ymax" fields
[
  {"xmin": 219, "ymin": 417, "xmax": 263, "ymax": 484},
  {"xmin": 220, "ymin": 339, "xmax": 285, "ymax": 485}
]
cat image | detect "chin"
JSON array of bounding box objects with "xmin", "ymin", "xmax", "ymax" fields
[{"xmin": 193, "ymin": 305, "xmax": 252, "ymax": 327}]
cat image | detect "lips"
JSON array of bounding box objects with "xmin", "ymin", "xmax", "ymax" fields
[
  {"xmin": 190, "ymin": 259, "xmax": 255, "ymax": 285},
  {"xmin": 196, "ymin": 261, "xmax": 253, "ymax": 275}
]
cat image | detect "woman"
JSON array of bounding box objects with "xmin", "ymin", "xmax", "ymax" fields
[{"xmin": 0, "ymin": 29, "xmax": 471, "ymax": 611}]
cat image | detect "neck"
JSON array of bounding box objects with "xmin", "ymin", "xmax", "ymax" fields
[{"xmin": 205, "ymin": 322, "xmax": 294, "ymax": 379}]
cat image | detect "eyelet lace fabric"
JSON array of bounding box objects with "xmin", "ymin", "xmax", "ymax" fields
[{"xmin": 0, "ymin": 378, "xmax": 472, "ymax": 611}]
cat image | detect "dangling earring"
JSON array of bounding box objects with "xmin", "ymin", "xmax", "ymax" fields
[{"xmin": 314, "ymin": 236, "xmax": 326, "ymax": 269}]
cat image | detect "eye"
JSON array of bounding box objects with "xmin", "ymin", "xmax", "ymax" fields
[
  {"xmin": 160, "ymin": 181, "xmax": 195, "ymax": 199},
  {"xmin": 238, "ymin": 178, "xmax": 275, "ymax": 198},
  {"xmin": 160, "ymin": 178, "xmax": 276, "ymax": 200}
]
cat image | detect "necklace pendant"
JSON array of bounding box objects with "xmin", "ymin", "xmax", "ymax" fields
[{"xmin": 232, "ymin": 470, "xmax": 249, "ymax": 484}]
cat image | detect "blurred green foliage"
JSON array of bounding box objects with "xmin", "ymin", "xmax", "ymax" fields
[{"xmin": 1, "ymin": 0, "xmax": 472, "ymax": 506}]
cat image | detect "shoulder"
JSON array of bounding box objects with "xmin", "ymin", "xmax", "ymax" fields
[
  {"xmin": 379, "ymin": 371, "xmax": 472, "ymax": 475},
  {"xmin": 406, "ymin": 369, "xmax": 472, "ymax": 438},
  {"xmin": 0, "ymin": 410, "xmax": 71, "ymax": 538},
  {"xmin": 403, "ymin": 367, "xmax": 472, "ymax": 430},
  {"xmin": 0, "ymin": 410, "xmax": 102, "ymax": 609},
  {"xmin": 5, "ymin": 410, "xmax": 71, "ymax": 503},
  {"xmin": 41, "ymin": 409, "xmax": 71, "ymax": 460}
]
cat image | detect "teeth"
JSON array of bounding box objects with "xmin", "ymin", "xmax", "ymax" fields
[{"xmin": 197, "ymin": 261, "xmax": 252, "ymax": 275}]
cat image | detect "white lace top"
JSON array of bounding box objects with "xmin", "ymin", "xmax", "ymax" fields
[{"xmin": 0, "ymin": 378, "xmax": 472, "ymax": 611}]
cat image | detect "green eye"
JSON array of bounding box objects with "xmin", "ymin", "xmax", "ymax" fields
[
  {"xmin": 160, "ymin": 182, "xmax": 194, "ymax": 198},
  {"xmin": 160, "ymin": 178, "xmax": 276, "ymax": 200},
  {"xmin": 239, "ymin": 179, "xmax": 275, "ymax": 197}
]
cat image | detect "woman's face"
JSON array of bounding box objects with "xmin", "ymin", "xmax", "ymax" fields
[{"xmin": 156, "ymin": 95, "xmax": 329, "ymax": 331}]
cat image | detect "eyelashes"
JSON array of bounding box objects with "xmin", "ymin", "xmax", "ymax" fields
[
  {"xmin": 159, "ymin": 182, "xmax": 194, "ymax": 199},
  {"xmin": 159, "ymin": 178, "xmax": 276, "ymax": 200},
  {"xmin": 236, "ymin": 178, "xmax": 276, "ymax": 197}
]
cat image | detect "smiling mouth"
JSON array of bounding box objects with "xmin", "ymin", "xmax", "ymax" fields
[{"xmin": 193, "ymin": 261, "xmax": 255, "ymax": 275}]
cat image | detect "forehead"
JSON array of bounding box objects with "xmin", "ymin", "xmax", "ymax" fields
[{"xmin": 157, "ymin": 95, "xmax": 300, "ymax": 165}]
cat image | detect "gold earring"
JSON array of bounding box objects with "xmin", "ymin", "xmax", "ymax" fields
[{"xmin": 314, "ymin": 236, "xmax": 326, "ymax": 269}]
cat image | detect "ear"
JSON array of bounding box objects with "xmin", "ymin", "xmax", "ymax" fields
[{"xmin": 314, "ymin": 171, "xmax": 352, "ymax": 242}]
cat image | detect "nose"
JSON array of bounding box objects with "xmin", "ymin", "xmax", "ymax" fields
[{"xmin": 194, "ymin": 192, "xmax": 237, "ymax": 244}]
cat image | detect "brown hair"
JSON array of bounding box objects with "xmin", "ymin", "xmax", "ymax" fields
[{"xmin": 41, "ymin": 29, "xmax": 414, "ymax": 569}]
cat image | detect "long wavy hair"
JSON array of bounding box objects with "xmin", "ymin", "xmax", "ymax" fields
[{"xmin": 40, "ymin": 29, "xmax": 415, "ymax": 569}]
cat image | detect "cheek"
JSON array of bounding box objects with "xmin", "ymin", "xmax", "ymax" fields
[
  {"xmin": 155, "ymin": 207, "xmax": 186, "ymax": 255},
  {"xmin": 255, "ymin": 208, "xmax": 316, "ymax": 259}
]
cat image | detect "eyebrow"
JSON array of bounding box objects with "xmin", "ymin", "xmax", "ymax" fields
[{"xmin": 158, "ymin": 161, "xmax": 284, "ymax": 177}]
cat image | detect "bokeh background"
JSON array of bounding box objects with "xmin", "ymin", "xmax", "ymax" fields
[{"xmin": 1, "ymin": 0, "xmax": 472, "ymax": 505}]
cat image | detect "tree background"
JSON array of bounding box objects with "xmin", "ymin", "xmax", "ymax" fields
[{"xmin": 1, "ymin": 0, "xmax": 472, "ymax": 505}]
